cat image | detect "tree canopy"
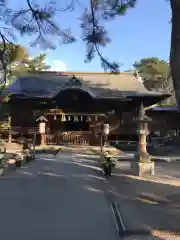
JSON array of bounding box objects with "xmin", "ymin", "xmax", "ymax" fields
[
  {"xmin": 0, "ymin": 43, "xmax": 28, "ymax": 64},
  {"xmin": 132, "ymin": 57, "xmax": 176, "ymax": 105},
  {"xmin": 11, "ymin": 53, "xmax": 50, "ymax": 75},
  {"xmin": 133, "ymin": 58, "xmax": 169, "ymax": 78},
  {"xmin": 133, "ymin": 57, "xmax": 169, "ymax": 91},
  {"xmin": 0, "ymin": 0, "xmax": 179, "ymax": 105},
  {"xmin": 24, "ymin": 54, "xmax": 50, "ymax": 72},
  {"xmin": 0, "ymin": 0, "xmax": 137, "ymax": 74},
  {"xmin": 0, "ymin": 43, "xmax": 50, "ymax": 84},
  {"xmin": 0, "ymin": 0, "xmax": 173, "ymax": 74}
]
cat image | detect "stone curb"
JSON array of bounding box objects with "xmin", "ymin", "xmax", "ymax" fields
[
  {"xmin": 151, "ymin": 157, "xmax": 180, "ymax": 163},
  {"xmin": 111, "ymin": 202, "xmax": 151, "ymax": 238}
]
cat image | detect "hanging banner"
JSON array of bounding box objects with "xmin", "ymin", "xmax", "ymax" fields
[
  {"xmin": 74, "ymin": 116, "xmax": 79, "ymax": 122},
  {"xmin": 61, "ymin": 114, "xmax": 66, "ymax": 122},
  {"xmin": 87, "ymin": 116, "xmax": 91, "ymax": 122}
]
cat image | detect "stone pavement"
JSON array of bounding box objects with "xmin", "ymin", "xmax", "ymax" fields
[
  {"xmin": 57, "ymin": 148, "xmax": 180, "ymax": 239},
  {"xmin": 0, "ymin": 151, "xmax": 119, "ymax": 240},
  {"xmin": 107, "ymin": 163, "xmax": 180, "ymax": 239},
  {"xmin": 4, "ymin": 144, "xmax": 180, "ymax": 240}
]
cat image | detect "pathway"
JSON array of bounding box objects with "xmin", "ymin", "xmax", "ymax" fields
[{"xmin": 0, "ymin": 151, "xmax": 118, "ymax": 240}]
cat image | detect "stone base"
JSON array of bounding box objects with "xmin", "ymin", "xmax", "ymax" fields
[{"xmin": 131, "ymin": 161, "xmax": 154, "ymax": 177}]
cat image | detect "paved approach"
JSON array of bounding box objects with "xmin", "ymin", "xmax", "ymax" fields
[{"xmin": 0, "ymin": 152, "xmax": 118, "ymax": 240}]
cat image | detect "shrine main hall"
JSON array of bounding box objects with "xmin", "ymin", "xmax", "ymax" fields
[{"xmin": 5, "ymin": 71, "xmax": 170, "ymax": 145}]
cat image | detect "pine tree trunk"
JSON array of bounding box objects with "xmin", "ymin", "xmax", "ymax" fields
[{"xmin": 170, "ymin": 0, "xmax": 180, "ymax": 107}]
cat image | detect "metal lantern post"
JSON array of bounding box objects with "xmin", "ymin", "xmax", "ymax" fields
[{"xmin": 131, "ymin": 102, "xmax": 154, "ymax": 176}]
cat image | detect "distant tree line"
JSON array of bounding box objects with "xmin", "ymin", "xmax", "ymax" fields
[
  {"xmin": 0, "ymin": 42, "xmax": 50, "ymax": 87},
  {"xmin": 130, "ymin": 57, "xmax": 175, "ymax": 106}
]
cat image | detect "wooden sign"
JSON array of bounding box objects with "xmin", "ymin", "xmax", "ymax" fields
[{"xmin": 39, "ymin": 122, "xmax": 46, "ymax": 134}]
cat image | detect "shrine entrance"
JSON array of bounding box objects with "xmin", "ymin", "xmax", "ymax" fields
[
  {"xmin": 40, "ymin": 88, "xmax": 107, "ymax": 145},
  {"xmin": 44, "ymin": 112, "xmax": 104, "ymax": 145}
]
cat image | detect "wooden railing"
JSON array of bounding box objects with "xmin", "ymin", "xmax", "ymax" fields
[
  {"xmin": 46, "ymin": 131, "xmax": 92, "ymax": 145},
  {"xmin": 110, "ymin": 128, "xmax": 138, "ymax": 134}
]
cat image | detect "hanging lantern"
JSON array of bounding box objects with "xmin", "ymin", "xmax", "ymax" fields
[
  {"xmin": 61, "ymin": 114, "xmax": 66, "ymax": 122},
  {"xmin": 68, "ymin": 115, "xmax": 71, "ymax": 121},
  {"xmin": 74, "ymin": 116, "xmax": 79, "ymax": 122},
  {"xmin": 54, "ymin": 114, "xmax": 56, "ymax": 120},
  {"xmin": 80, "ymin": 116, "xmax": 83, "ymax": 122},
  {"xmin": 95, "ymin": 116, "xmax": 98, "ymax": 121},
  {"xmin": 86, "ymin": 116, "xmax": 91, "ymax": 122}
]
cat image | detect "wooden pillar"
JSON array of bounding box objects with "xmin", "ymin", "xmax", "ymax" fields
[
  {"xmin": 36, "ymin": 116, "xmax": 48, "ymax": 146},
  {"xmin": 40, "ymin": 134, "xmax": 46, "ymax": 146}
]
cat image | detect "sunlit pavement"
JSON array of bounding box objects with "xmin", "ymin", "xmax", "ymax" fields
[{"xmin": 0, "ymin": 152, "xmax": 119, "ymax": 240}]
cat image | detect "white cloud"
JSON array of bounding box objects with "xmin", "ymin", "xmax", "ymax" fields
[{"xmin": 47, "ymin": 59, "xmax": 67, "ymax": 72}]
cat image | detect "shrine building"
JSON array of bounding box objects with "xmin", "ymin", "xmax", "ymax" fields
[{"xmin": 5, "ymin": 71, "xmax": 170, "ymax": 145}]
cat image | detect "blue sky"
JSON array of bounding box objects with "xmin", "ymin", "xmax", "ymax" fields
[{"xmin": 16, "ymin": 0, "xmax": 171, "ymax": 72}]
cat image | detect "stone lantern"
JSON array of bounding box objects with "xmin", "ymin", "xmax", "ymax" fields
[{"xmin": 131, "ymin": 102, "xmax": 154, "ymax": 176}]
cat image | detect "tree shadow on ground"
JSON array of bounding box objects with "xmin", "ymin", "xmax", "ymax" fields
[
  {"xmin": 68, "ymin": 154, "xmax": 174, "ymax": 239},
  {"xmin": 8, "ymin": 150, "xmax": 178, "ymax": 239},
  {"xmin": 35, "ymin": 147, "xmax": 61, "ymax": 155},
  {"xmin": 107, "ymin": 163, "xmax": 180, "ymax": 237}
]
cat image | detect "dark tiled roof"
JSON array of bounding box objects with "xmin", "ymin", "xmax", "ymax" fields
[{"xmin": 7, "ymin": 71, "xmax": 170, "ymax": 100}]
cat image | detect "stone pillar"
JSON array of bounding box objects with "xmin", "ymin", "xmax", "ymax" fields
[
  {"xmin": 131, "ymin": 161, "xmax": 154, "ymax": 177},
  {"xmin": 131, "ymin": 103, "xmax": 154, "ymax": 177},
  {"xmin": 137, "ymin": 129, "xmax": 149, "ymax": 162}
]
